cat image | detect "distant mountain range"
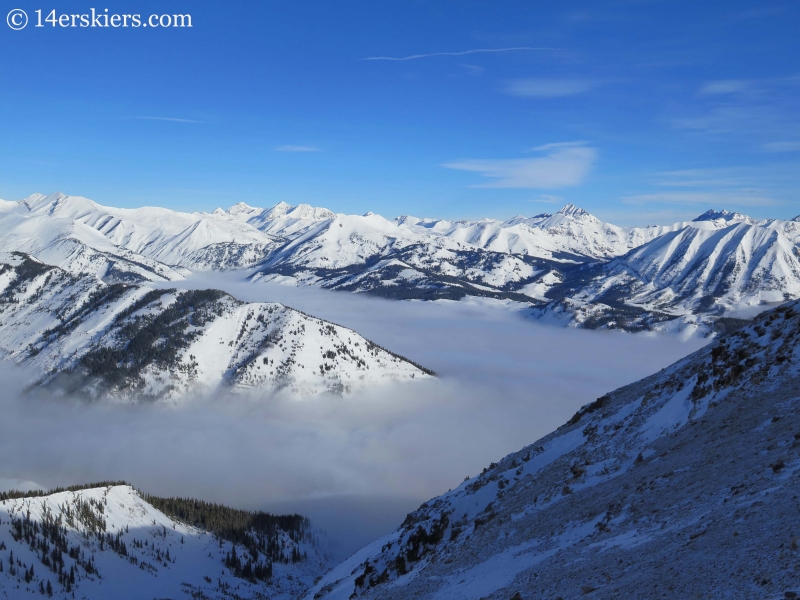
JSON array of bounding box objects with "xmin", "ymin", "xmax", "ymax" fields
[
  {"xmin": 3, "ymin": 192, "xmax": 800, "ymax": 333},
  {"xmin": 307, "ymin": 299, "xmax": 800, "ymax": 600}
]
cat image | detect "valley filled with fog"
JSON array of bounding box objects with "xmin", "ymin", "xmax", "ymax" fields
[{"xmin": 0, "ymin": 277, "xmax": 708, "ymax": 558}]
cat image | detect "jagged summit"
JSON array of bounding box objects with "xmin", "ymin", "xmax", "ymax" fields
[
  {"xmin": 555, "ymin": 203, "xmax": 591, "ymax": 218},
  {"xmin": 692, "ymin": 208, "xmax": 753, "ymax": 223}
]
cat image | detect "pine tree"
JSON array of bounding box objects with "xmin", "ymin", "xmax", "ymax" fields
[{"xmin": 46, "ymin": 580, "xmax": 53, "ymax": 596}]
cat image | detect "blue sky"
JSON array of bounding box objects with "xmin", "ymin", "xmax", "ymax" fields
[{"xmin": 0, "ymin": 0, "xmax": 798, "ymax": 224}]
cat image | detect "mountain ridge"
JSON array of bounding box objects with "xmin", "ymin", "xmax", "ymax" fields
[
  {"xmin": 3, "ymin": 191, "xmax": 800, "ymax": 332},
  {"xmin": 306, "ymin": 299, "xmax": 800, "ymax": 600}
]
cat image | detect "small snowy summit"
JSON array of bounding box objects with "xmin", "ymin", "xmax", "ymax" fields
[
  {"xmin": 308, "ymin": 300, "xmax": 800, "ymax": 600},
  {"xmin": 0, "ymin": 484, "xmax": 329, "ymax": 599}
]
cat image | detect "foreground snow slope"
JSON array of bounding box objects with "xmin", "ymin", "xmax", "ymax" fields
[
  {"xmin": 0, "ymin": 253, "xmax": 432, "ymax": 401},
  {"xmin": 308, "ymin": 300, "xmax": 800, "ymax": 600},
  {"xmin": 0, "ymin": 484, "xmax": 327, "ymax": 600}
]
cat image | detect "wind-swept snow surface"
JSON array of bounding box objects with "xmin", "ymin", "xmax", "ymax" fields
[{"xmin": 308, "ymin": 300, "xmax": 800, "ymax": 600}]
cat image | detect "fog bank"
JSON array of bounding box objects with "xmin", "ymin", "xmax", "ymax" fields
[{"xmin": 0, "ymin": 278, "xmax": 709, "ymax": 558}]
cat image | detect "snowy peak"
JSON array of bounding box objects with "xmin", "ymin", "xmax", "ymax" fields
[
  {"xmin": 555, "ymin": 203, "xmax": 591, "ymax": 218},
  {"xmin": 692, "ymin": 209, "xmax": 757, "ymax": 225},
  {"xmin": 226, "ymin": 201, "xmax": 262, "ymax": 217}
]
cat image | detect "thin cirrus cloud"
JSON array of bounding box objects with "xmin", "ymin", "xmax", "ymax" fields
[
  {"xmin": 621, "ymin": 192, "xmax": 777, "ymax": 207},
  {"xmin": 364, "ymin": 47, "xmax": 553, "ymax": 61},
  {"xmin": 503, "ymin": 78, "xmax": 597, "ymax": 98},
  {"xmin": 275, "ymin": 145, "xmax": 322, "ymax": 152},
  {"xmin": 442, "ymin": 143, "xmax": 597, "ymax": 189},
  {"xmin": 699, "ymin": 79, "xmax": 752, "ymax": 95},
  {"xmin": 626, "ymin": 167, "xmax": 780, "ymax": 207},
  {"xmin": 762, "ymin": 141, "xmax": 800, "ymax": 153},
  {"xmin": 132, "ymin": 116, "xmax": 206, "ymax": 124}
]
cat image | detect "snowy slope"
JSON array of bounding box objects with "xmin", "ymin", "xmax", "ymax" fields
[
  {"xmin": 250, "ymin": 212, "xmax": 545, "ymax": 302},
  {"xmin": 0, "ymin": 253, "xmax": 432, "ymax": 402},
  {"xmin": 0, "ymin": 193, "xmax": 281, "ymax": 277},
  {"xmin": 0, "ymin": 484, "xmax": 327, "ymax": 600},
  {"xmin": 536, "ymin": 221, "xmax": 800, "ymax": 331},
  {"xmin": 307, "ymin": 301, "xmax": 800, "ymax": 600},
  {"xmin": 396, "ymin": 204, "xmax": 688, "ymax": 261}
]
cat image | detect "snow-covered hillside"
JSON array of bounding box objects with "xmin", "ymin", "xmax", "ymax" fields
[
  {"xmin": 4, "ymin": 191, "xmax": 800, "ymax": 330},
  {"xmin": 307, "ymin": 300, "xmax": 800, "ymax": 600},
  {"xmin": 0, "ymin": 253, "xmax": 432, "ymax": 402},
  {"xmin": 0, "ymin": 193, "xmax": 282, "ymax": 280},
  {"xmin": 0, "ymin": 484, "xmax": 327, "ymax": 599},
  {"xmin": 536, "ymin": 221, "xmax": 800, "ymax": 332}
]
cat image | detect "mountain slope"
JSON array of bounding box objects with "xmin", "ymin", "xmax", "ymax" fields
[
  {"xmin": 307, "ymin": 300, "xmax": 800, "ymax": 599},
  {"xmin": 0, "ymin": 253, "xmax": 432, "ymax": 402},
  {"xmin": 0, "ymin": 193, "xmax": 281, "ymax": 278},
  {"xmin": 537, "ymin": 222, "xmax": 800, "ymax": 331},
  {"xmin": 0, "ymin": 484, "xmax": 327, "ymax": 599},
  {"xmin": 396, "ymin": 204, "xmax": 687, "ymax": 261}
]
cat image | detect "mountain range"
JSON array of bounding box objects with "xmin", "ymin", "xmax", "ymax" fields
[{"xmin": 3, "ymin": 192, "xmax": 800, "ymax": 333}]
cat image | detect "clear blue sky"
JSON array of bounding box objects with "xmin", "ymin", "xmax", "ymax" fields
[{"xmin": 1, "ymin": 0, "xmax": 798, "ymax": 224}]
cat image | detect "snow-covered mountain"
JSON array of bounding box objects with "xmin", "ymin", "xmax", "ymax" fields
[
  {"xmin": 4, "ymin": 191, "xmax": 800, "ymax": 331},
  {"xmin": 0, "ymin": 193, "xmax": 282, "ymax": 280},
  {"xmin": 395, "ymin": 203, "xmax": 685, "ymax": 261},
  {"xmin": 536, "ymin": 221, "xmax": 800, "ymax": 331},
  {"xmin": 0, "ymin": 252, "xmax": 432, "ymax": 402},
  {"xmin": 0, "ymin": 484, "xmax": 328, "ymax": 599},
  {"xmin": 307, "ymin": 300, "xmax": 800, "ymax": 599}
]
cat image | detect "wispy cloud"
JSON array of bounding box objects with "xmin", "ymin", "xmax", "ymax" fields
[
  {"xmin": 654, "ymin": 168, "xmax": 749, "ymax": 188},
  {"xmin": 275, "ymin": 145, "xmax": 322, "ymax": 153},
  {"xmin": 526, "ymin": 141, "xmax": 590, "ymax": 152},
  {"xmin": 700, "ymin": 79, "xmax": 752, "ymax": 95},
  {"xmin": 621, "ymin": 191, "xmax": 777, "ymax": 207},
  {"xmin": 364, "ymin": 47, "xmax": 553, "ymax": 61},
  {"xmin": 630, "ymin": 167, "xmax": 783, "ymax": 208},
  {"xmin": 528, "ymin": 194, "xmax": 563, "ymax": 204},
  {"xmin": 762, "ymin": 141, "xmax": 800, "ymax": 153},
  {"xmin": 443, "ymin": 143, "xmax": 596, "ymax": 189},
  {"xmin": 132, "ymin": 116, "xmax": 205, "ymax": 124},
  {"xmin": 461, "ymin": 64, "xmax": 485, "ymax": 76},
  {"xmin": 503, "ymin": 78, "xmax": 597, "ymax": 98}
]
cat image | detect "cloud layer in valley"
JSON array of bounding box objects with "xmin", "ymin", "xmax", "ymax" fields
[{"xmin": 0, "ymin": 278, "xmax": 709, "ymax": 558}]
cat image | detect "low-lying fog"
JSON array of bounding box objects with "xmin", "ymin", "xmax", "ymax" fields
[{"xmin": 0, "ymin": 275, "xmax": 709, "ymax": 559}]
